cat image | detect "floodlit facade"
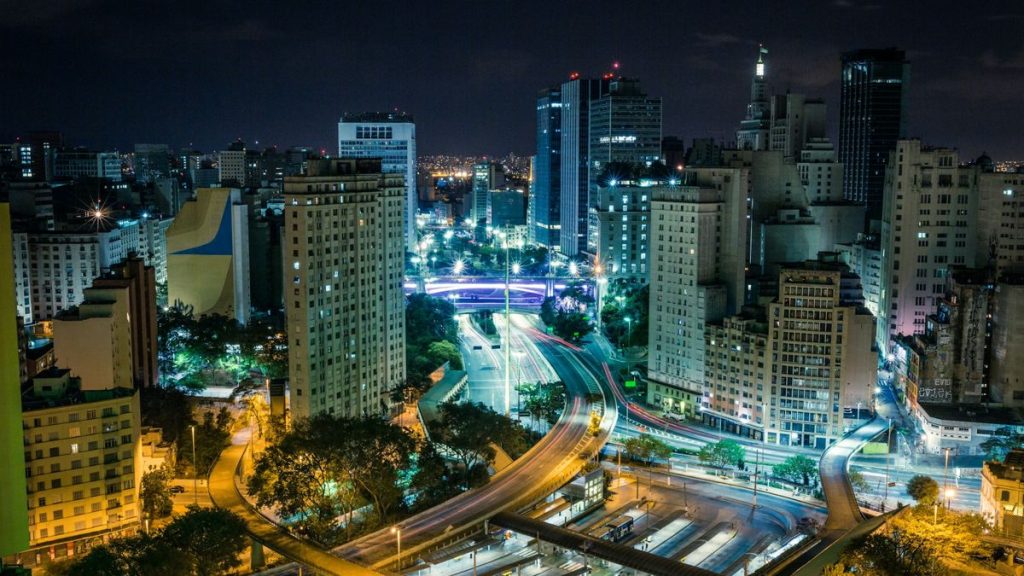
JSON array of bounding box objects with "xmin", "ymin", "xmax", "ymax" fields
[
  {"xmin": 879, "ymin": 141, "xmax": 979, "ymax": 349},
  {"xmin": 284, "ymin": 158, "xmax": 406, "ymax": 420},
  {"xmin": 52, "ymin": 284, "xmax": 134, "ymax": 392},
  {"xmin": 338, "ymin": 112, "xmax": 417, "ymax": 252},
  {"xmin": 763, "ymin": 258, "xmax": 876, "ymax": 448},
  {"xmin": 20, "ymin": 370, "xmax": 141, "ymax": 565},
  {"xmin": 702, "ymin": 312, "xmax": 770, "ymax": 440},
  {"xmin": 166, "ymin": 187, "xmax": 250, "ymax": 323},
  {"xmin": 646, "ymin": 169, "xmax": 748, "ymax": 417},
  {"xmin": 982, "ymin": 450, "xmax": 1024, "ymax": 536}
]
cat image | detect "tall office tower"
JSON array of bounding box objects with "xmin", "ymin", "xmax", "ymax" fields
[
  {"xmin": 166, "ymin": 188, "xmax": 251, "ymax": 324},
  {"xmin": 54, "ymin": 149, "xmax": 122, "ymax": 182},
  {"xmin": 586, "ymin": 78, "xmax": 662, "ymax": 256},
  {"xmin": 839, "ymin": 48, "xmax": 910, "ymax": 219},
  {"xmin": 133, "ymin": 143, "xmax": 170, "ymax": 184},
  {"xmin": 470, "ymin": 162, "xmax": 505, "ymax": 226},
  {"xmin": 12, "ymin": 229, "xmax": 32, "ymax": 323},
  {"xmin": 763, "ymin": 257, "xmax": 876, "ymax": 449},
  {"xmin": 736, "ymin": 46, "xmax": 770, "ymax": 151},
  {"xmin": 93, "ymin": 255, "xmax": 158, "ymax": 388},
  {"xmin": 879, "ymin": 140, "xmax": 978, "ymax": 349},
  {"xmin": 218, "ymin": 141, "xmax": 247, "ymax": 187},
  {"xmin": 19, "ymin": 131, "xmax": 63, "ymax": 182},
  {"xmin": 533, "ymin": 87, "xmax": 562, "ymax": 249},
  {"xmin": 0, "ymin": 204, "xmax": 30, "ymax": 558},
  {"xmin": 338, "ymin": 112, "xmax": 417, "ymax": 253},
  {"xmin": 490, "ymin": 188, "xmax": 526, "ymax": 227},
  {"xmin": 284, "ymin": 159, "xmax": 406, "ymax": 420},
  {"xmin": 560, "ymin": 76, "xmax": 609, "ymax": 256},
  {"xmin": 646, "ymin": 168, "xmax": 749, "ymax": 417}
]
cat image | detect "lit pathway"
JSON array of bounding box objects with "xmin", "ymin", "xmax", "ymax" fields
[{"xmin": 207, "ymin": 429, "xmax": 382, "ymax": 576}]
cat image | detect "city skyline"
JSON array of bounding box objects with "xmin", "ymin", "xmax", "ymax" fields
[{"xmin": 1, "ymin": 0, "xmax": 1022, "ymax": 158}]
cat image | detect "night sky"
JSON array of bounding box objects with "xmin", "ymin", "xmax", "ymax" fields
[{"xmin": 1, "ymin": 0, "xmax": 1022, "ymax": 159}]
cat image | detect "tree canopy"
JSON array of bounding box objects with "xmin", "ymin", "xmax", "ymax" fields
[
  {"xmin": 697, "ymin": 439, "xmax": 746, "ymax": 469},
  {"xmin": 772, "ymin": 455, "xmax": 819, "ymax": 486},
  {"xmin": 905, "ymin": 474, "xmax": 939, "ymax": 505},
  {"xmin": 623, "ymin": 434, "xmax": 673, "ymax": 465}
]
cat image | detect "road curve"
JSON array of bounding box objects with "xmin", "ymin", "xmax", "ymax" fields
[
  {"xmin": 818, "ymin": 417, "xmax": 888, "ymax": 532},
  {"xmin": 208, "ymin": 435, "xmax": 383, "ymax": 575},
  {"xmin": 333, "ymin": 325, "xmax": 615, "ymax": 570}
]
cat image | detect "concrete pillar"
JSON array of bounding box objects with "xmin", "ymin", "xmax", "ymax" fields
[
  {"xmin": 250, "ymin": 539, "xmax": 265, "ymax": 570},
  {"xmin": 545, "ymin": 277, "xmax": 556, "ymax": 298}
]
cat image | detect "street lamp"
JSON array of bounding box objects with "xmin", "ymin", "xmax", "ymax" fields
[
  {"xmin": 391, "ymin": 525, "xmax": 402, "ymax": 569},
  {"xmin": 190, "ymin": 424, "xmax": 198, "ymax": 507}
]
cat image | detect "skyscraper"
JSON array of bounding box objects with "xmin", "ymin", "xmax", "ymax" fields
[
  {"xmin": 736, "ymin": 46, "xmax": 770, "ymax": 151},
  {"xmin": 338, "ymin": 112, "xmax": 417, "ymax": 253},
  {"xmin": 560, "ymin": 76, "xmax": 608, "ymax": 257},
  {"xmin": 586, "ymin": 78, "xmax": 662, "ymax": 255},
  {"xmin": 839, "ymin": 48, "xmax": 910, "ymax": 219},
  {"xmin": 284, "ymin": 159, "xmax": 406, "ymax": 420},
  {"xmin": 533, "ymin": 87, "xmax": 562, "ymax": 249}
]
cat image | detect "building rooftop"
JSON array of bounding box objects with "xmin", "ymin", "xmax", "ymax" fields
[
  {"xmin": 919, "ymin": 403, "xmax": 1024, "ymax": 426},
  {"xmin": 22, "ymin": 368, "xmax": 135, "ymax": 412},
  {"xmin": 341, "ymin": 111, "xmax": 414, "ymax": 123}
]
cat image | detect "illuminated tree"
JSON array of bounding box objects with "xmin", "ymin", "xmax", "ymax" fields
[{"xmin": 905, "ymin": 474, "xmax": 939, "ymax": 505}]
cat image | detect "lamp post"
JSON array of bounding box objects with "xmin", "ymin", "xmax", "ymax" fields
[
  {"xmin": 190, "ymin": 424, "xmax": 198, "ymax": 507},
  {"xmin": 391, "ymin": 525, "xmax": 402, "ymax": 570},
  {"xmin": 502, "ymin": 227, "xmax": 511, "ymax": 417}
]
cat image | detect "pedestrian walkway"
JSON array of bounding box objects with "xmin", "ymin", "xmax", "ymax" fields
[{"xmin": 208, "ymin": 430, "xmax": 381, "ymax": 576}]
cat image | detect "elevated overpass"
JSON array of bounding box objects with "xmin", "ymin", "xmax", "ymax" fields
[
  {"xmin": 333, "ymin": 328, "xmax": 616, "ymax": 572},
  {"xmin": 214, "ymin": 321, "xmax": 616, "ymax": 575}
]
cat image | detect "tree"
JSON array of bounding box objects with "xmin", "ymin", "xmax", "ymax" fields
[
  {"xmin": 849, "ymin": 469, "xmax": 870, "ymax": 493},
  {"xmin": 697, "ymin": 439, "xmax": 746, "ymax": 469},
  {"xmin": 178, "ymin": 408, "xmax": 233, "ymax": 478},
  {"xmin": 842, "ymin": 528, "xmax": 944, "ymax": 576},
  {"xmin": 49, "ymin": 534, "xmax": 189, "ymax": 576},
  {"xmin": 979, "ymin": 426, "xmax": 1024, "ymax": 461},
  {"xmin": 553, "ymin": 311, "xmax": 593, "ymax": 342},
  {"xmin": 428, "ymin": 402, "xmax": 530, "ymax": 481},
  {"xmin": 140, "ymin": 468, "xmax": 173, "ymax": 520},
  {"xmin": 905, "ymin": 474, "xmax": 939, "ymax": 505},
  {"xmin": 426, "ymin": 340, "xmax": 464, "ymax": 370},
  {"xmin": 623, "ymin": 434, "xmax": 672, "ymax": 466},
  {"xmin": 772, "ymin": 455, "xmax": 819, "ymax": 486},
  {"xmin": 161, "ymin": 507, "xmax": 248, "ymax": 576}
]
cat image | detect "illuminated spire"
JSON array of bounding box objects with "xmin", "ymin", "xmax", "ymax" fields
[{"xmin": 756, "ymin": 44, "xmax": 767, "ymax": 78}]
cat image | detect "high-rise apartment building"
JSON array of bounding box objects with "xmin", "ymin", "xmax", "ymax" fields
[
  {"xmin": 166, "ymin": 187, "xmax": 250, "ymax": 324},
  {"xmin": 20, "ymin": 369, "xmax": 141, "ymax": 565},
  {"xmin": 586, "ymin": 78, "xmax": 662, "ymax": 257},
  {"xmin": 736, "ymin": 46, "xmax": 770, "ymax": 151},
  {"xmin": 839, "ymin": 48, "xmax": 910, "ymax": 219},
  {"xmin": 701, "ymin": 310, "xmax": 770, "ymax": 438},
  {"xmin": 338, "ymin": 112, "xmax": 417, "ymax": 252},
  {"xmin": 217, "ymin": 142, "xmax": 247, "ymax": 187},
  {"xmin": 533, "ymin": 87, "xmax": 562, "ymax": 249},
  {"xmin": 646, "ymin": 169, "xmax": 748, "ymax": 416},
  {"xmin": 977, "ymin": 164, "xmax": 1024, "ymax": 276},
  {"xmin": 879, "ymin": 140, "xmax": 979, "ymax": 349},
  {"xmin": 763, "ymin": 258, "xmax": 876, "ymax": 448},
  {"xmin": 284, "ymin": 159, "xmax": 406, "ymax": 420},
  {"xmin": 560, "ymin": 77, "xmax": 608, "ymax": 256},
  {"xmin": 91, "ymin": 255, "xmax": 158, "ymax": 389},
  {"xmin": 53, "ymin": 283, "xmax": 134, "ymax": 392},
  {"xmin": 0, "ymin": 203, "xmax": 30, "ymax": 558}
]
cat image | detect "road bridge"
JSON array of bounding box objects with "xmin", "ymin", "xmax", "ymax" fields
[{"xmin": 491, "ymin": 511, "xmax": 719, "ymax": 576}]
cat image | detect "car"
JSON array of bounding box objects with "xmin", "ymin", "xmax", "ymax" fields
[{"xmin": 170, "ymin": 485, "xmax": 186, "ymax": 494}]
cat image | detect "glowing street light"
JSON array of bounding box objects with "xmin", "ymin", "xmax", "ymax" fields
[
  {"xmin": 453, "ymin": 259, "xmax": 465, "ymax": 275},
  {"xmin": 568, "ymin": 262, "xmax": 578, "ymax": 276},
  {"xmin": 512, "ymin": 262, "xmax": 521, "ymax": 275}
]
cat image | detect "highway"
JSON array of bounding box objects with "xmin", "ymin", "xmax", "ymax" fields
[{"xmin": 333, "ymin": 316, "xmax": 615, "ymax": 571}]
